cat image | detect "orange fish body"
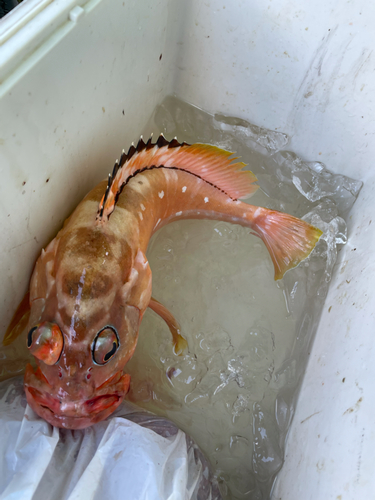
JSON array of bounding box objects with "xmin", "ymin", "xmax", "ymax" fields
[{"xmin": 4, "ymin": 136, "xmax": 322, "ymax": 429}]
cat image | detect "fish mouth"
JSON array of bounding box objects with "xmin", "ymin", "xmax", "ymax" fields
[{"xmin": 24, "ymin": 364, "xmax": 130, "ymax": 429}]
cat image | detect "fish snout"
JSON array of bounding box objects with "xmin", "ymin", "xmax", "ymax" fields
[{"xmin": 24, "ymin": 365, "xmax": 130, "ymax": 429}]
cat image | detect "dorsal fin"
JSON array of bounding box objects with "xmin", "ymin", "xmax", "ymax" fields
[{"xmin": 96, "ymin": 135, "xmax": 258, "ymax": 222}]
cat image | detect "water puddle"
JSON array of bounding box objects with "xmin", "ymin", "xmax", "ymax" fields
[
  {"xmin": 0, "ymin": 95, "xmax": 362, "ymax": 499},
  {"xmin": 125, "ymin": 95, "xmax": 362, "ymax": 499}
]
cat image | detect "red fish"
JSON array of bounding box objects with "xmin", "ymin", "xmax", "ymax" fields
[{"xmin": 4, "ymin": 136, "xmax": 322, "ymax": 429}]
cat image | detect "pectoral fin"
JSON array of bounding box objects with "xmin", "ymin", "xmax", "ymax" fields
[
  {"xmin": 121, "ymin": 249, "xmax": 152, "ymax": 311},
  {"xmin": 3, "ymin": 291, "xmax": 30, "ymax": 346},
  {"xmin": 148, "ymin": 297, "xmax": 188, "ymax": 355}
]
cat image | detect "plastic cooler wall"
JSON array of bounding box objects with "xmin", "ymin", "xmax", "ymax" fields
[
  {"xmin": 1, "ymin": 1, "xmax": 374, "ymax": 499},
  {"xmin": 0, "ymin": 0, "xmax": 183, "ymax": 330},
  {"xmin": 170, "ymin": 3, "xmax": 375, "ymax": 499}
]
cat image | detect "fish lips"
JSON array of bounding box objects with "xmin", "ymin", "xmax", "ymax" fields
[{"xmin": 24, "ymin": 364, "xmax": 130, "ymax": 429}]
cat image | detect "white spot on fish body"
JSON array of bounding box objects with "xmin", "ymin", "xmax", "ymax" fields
[
  {"xmin": 158, "ymin": 191, "xmax": 164, "ymax": 199},
  {"xmin": 140, "ymin": 203, "xmax": 146, "ymax": 211},
  {"xmin": 176, "ymin": 211, "xmax": 182, "ymax": 216},
  {"xmin": 138, "ymin": 212, "xmax": 143, "ymax": 221},
  {"xmin": 182, "ymin": 186, "xmax": 187, "ymax": 192},
  {"xmin": 57, "ymin": 387, "xmax": 67, "ymax": 398},
  {"xmin": 204, "ymin": 197, "xmax": 209, "ymax": 203}
]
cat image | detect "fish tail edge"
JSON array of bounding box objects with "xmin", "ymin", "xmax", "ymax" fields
[{"xmin": 253, "ymin": 209, "xmax": 323, "ymax": 280}]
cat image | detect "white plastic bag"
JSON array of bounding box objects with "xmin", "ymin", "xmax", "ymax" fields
[{"xmin": 0, "ymin": 377, "xmax": 221, "ymax": 500}]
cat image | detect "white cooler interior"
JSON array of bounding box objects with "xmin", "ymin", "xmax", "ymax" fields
[{"xmin": 0, "ymin": 1, "xmax": 374, "ymax": 499}]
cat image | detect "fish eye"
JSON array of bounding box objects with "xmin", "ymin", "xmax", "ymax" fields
[
  {"xmin": 27, "ymin": 322, "xmax": 64, "ymax": 365},
  {"xmin": 92, "ymin": 326, "xmax": 119, "ymax": 365},
  {"xmin": 27, "ymin": 326, "xmax": 37, "ymax": 348}
]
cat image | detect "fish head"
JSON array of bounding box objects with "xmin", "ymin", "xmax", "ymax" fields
[{"xmin": 24, "ymin": 227, "xmax": 152, "ymax": 429}]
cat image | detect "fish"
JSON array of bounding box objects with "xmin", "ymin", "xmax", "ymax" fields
[{"xmin": 3, "ymin": 135, "xmax": 322, "ymax": 429}]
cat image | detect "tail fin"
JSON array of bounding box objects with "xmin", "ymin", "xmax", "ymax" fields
[{"xmin": 253, "ymin": 209, "xmax": 323, "ymax": 280}]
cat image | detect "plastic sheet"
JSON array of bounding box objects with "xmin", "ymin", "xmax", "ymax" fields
[{"xmin": 0, "ymin": 376, "xmax": 221, "ymax": 500}]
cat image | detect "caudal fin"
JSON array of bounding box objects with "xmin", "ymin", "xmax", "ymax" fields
[{"xmin": 253, "ymin": 209, "xmax": 323, "ymax": 280}]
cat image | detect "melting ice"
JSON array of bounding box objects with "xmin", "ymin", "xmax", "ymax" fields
[
  {"xmin": 125, "ymin": 96, "xmax": 362, "ymax": 500},
  {"xmin": 0, "ymin": 95, "xmax": 362, "ymax": 500}
]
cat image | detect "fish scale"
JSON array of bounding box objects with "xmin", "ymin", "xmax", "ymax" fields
[{"xmin": 4, "ymin": 138, "xmax": 322, "ymax": 429}]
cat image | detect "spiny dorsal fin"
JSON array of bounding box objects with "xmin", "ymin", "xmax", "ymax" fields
[{"xmin": 96, "ymin": 135, "xmax": 258, "ymax": 222}]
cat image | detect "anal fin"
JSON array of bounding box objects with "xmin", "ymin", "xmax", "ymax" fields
[{"xmin": 148, "ymin": 297, "xmax": 188, "ymax": 355}]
